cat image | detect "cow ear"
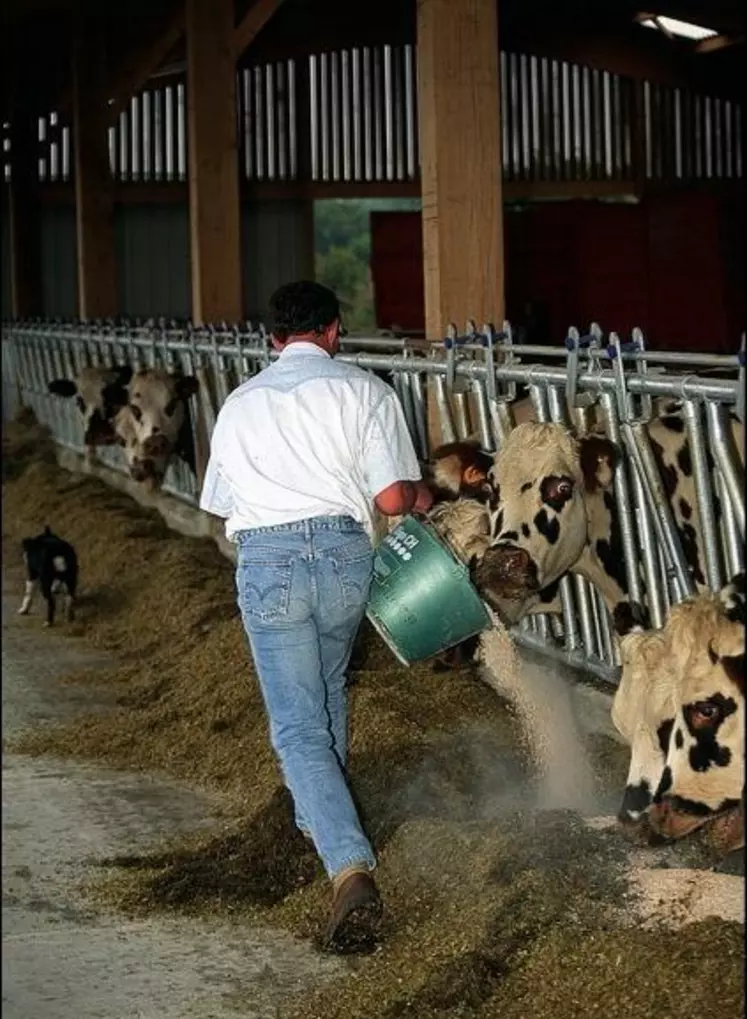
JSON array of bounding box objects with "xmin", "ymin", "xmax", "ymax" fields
[
  {"xmin": 579, "ymin": 434, "xmax": 620, "ymax": 493},
  {"xmin": 175, "ymin": 375, "xmax": 199, "ymax": 400},
  {"xmin": 114, "ymin": 365, "xmax": 133, "ymax": 387},
  {"xmin": 429, "ymin": 451, "xmax": 463, "ymax": 494},
  {"xmin": 721, "ymin": 653, "xmax": 745, "ymax": 695},
  {"xmin": 48, "ymin": 379, "xmax": 77, "ymax": 398},
  {"xmin": 720, "ymin": 572, "xmax": 746, "ymax": 624},
  {"xmin": 102, "ymin": 383, "xmax": 130, "ymax": 409}
]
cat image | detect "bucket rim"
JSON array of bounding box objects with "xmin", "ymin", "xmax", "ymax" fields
[{"xmin": 365, "ymin": 609, "xmax": 412, "ymax": 667}]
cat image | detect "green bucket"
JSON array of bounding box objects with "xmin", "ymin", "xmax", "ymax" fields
[{"xmin": 366, "ymin": 515, "xmax": 492, "ymax": 666}]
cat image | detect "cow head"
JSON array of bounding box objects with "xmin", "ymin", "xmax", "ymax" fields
[
  {"xmin": 48, "ymin": 365, "xmax": 133, "ymax": 447},
  {"xmin": 469, "ymin": 423, "xmax": 619, "ymax": 624},
  {"xmin": 425, "ymin": 440, "xmax": 495, "ymax": 504},
  {"xmin": 649, "ymin": 578, "xmax": 745, "ymax": 846},
  {"xmin": 616, "ymin": 576, "xmax": 745, "ymax": 852},
  {"xmin": 113, "ymin": 369, "xmax": 199, "ymax": 488}
]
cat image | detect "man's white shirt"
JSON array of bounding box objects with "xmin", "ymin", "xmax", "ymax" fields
[{"xmin": 199, "ymin": 342, "xmax": 422, "ymax": 541}]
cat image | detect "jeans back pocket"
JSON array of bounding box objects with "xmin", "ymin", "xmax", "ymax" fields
[{"xmin": 237, "ymin": 555, "xmax": 294, "ymax": 622}]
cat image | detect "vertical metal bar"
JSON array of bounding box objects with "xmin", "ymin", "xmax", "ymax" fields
[
  {"xmin": 265, "ymin": 64, "xmax": 276, "ymax": 180},
  {"xmin": 309, "ymin": 55, "xmax": 319, "ymax": 181},
  {"xmin": 594, "ymin": 588, "xmax": 615, "ymax": 665},
  {"xmin": 433, "ymin": 375, "xmax": 457, "ymax": 445},
  {"xmin": 715, "ymin": 468, "xmax": 744, "ymax": 579},
  {"xmin": 470, "ymin": 379, "xmax": 495, "ymax": 451},
  {"xmin": 500, "ymin": 51, "xmax": 510, "ymax": 177},
  {"xmin": 330, "ymin": 52, "xmax": 340, "ymax": 181},
  {"xmin": 404, "ymin": 43, "xmax": 416, "ymax": 180},
  {"xmin": 705, "ymin": 401, "xmax": 745, "ymax": 536},
  {"xmin": 529, "ymin": 54, "xmax": 540, "ymax": 178},
  {"xmin": 153, "ymin": 87, "xmax": 164, "ymax": 180},
  {"xmin": 319, "ymin": 53, "xmax": 329, "ymax": 181},
  {"xmin": 383, "ymin": 44, "xmax": 395, "ymax": 181},
  {"xmin": 130, "ymin": 95, "xmax": 140, "ymax": 180},
  {"xmin": 623, "ymin": 422, "xmax": 695, "ymax": 602},
  {"xmin": 341, "ymin": 50, "xmax": 352, "ymax": 181},
  {"xmin": 410, "ymin": 371, "xmax": 430, "ymax": 460},
  {"xmin": 164, "ymin": 85, "xmax": 174, "ymax": 180},
  {"xmin": 351, "ymin": 48, "xmax": 362, "ymax": 180},
  {"xmin": 452, "ymin": 390, "xmax": 471, "ymax": 440},
  {"xmin": 286, "ymin": 60, "xmax": 297, "ymax": 179},
  {"xmin": 529, "ymin": 383, "xmax": 580, "ymax": 650},
  {"xmin": 142, "ymin": 92, "xmax": 151, "ymax": 180},
  {"xmin": 546, "ymin": 385, "xmax": 597, "ymax": 656},
  {"xmin": 599, "ymin": 393, "xmax": 646, "ymax": 609},
  {"xmin": 682, "ymin": 399, "xmax": 723, "ymax": 591},
  {"xmin": 373, "ymin": 47, "xmax": 384, "ymax": 180},
  {"xmin": 254, "ymin": 66, "xmax": 265, "ymax": 180},
  {"xmin": 362, "ymin": 47, "xmax": 373, "ymax": 181}
]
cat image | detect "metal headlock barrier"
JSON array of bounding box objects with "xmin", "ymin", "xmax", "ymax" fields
[{"xmin": 2, "ymin": 318, "xmax": 744, "ymax": 687}]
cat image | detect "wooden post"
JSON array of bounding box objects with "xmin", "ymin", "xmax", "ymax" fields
[
  {"xmin": 186, "ymin": 0, "xmax": 242, "ymax": 325},
  {"xmin": 72, "ymin": 26, "xmax": 118, "ymax": 320},
  {"xmin": 417, "ymin": 0, "xmax": 505, "ymax": 340},
  {"xmin": 8, "ymin": 110, "xmax": 42, "ymax": 317}
]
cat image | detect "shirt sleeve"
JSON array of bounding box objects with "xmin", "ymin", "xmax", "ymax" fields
[
  {"xmin": 361, "ymin": 387, "xmax": 422, "ymax": 498},
  {"xmin": 199, "ymin": 414, "xmax": 234, "ymax": 519}
]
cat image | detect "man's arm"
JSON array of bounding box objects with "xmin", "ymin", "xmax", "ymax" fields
[
  {"xmin": 199, "ymin": 414, "xmax": 234, "ymax": 519},
  {"xmin": 362, "ymin": 389, "xmax": 434, "ymax": 518}
]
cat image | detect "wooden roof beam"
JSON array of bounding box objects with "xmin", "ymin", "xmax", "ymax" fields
[
  {"xmin": 234, "ymin": 0, "xmax": 285, "ymax": 59},
  {"xmin": 694, "ymin": 32, "xmax": 744, "ymax": 52},
  {"xmin": 51, "ymin": 0, "xmax": 284, "ymax": 124},
  {"xmin": 105, "ymin": 6, "xmax": 186, "ymax": 120}
]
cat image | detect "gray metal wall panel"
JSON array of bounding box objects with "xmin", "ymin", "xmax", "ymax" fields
[
  {"xmin": 115, "ymin": 204, "xmax": 191, "ymax": 321},
  {"xmin": 1, "ymin": 201, "xmax": 11, "ymax": 315},
  {"xmin": 40, "ymin": 205, "xmax": 78, "ymax": 318},
  {"xmin": 241, "ymin": 200, "xmax": 314, "ymax": 320}
]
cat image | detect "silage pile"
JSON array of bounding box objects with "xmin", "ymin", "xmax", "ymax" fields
[{"xmin": 3, "ymin": 413, "xmax": 744, "ymax": 1019}]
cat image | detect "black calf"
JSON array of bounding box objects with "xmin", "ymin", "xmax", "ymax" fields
[{"xmin": 19, "ymin": 526, "xmax": 78, "ymax": 626}]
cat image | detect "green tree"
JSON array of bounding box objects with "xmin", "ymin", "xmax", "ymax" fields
[{"xmin": 314, "ymin": 198, "xmax": 421, "ymax": 333}]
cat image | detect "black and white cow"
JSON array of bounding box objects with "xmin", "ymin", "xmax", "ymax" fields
[
  {"xmin": 112, "ymin": 368, "xmax": 200, "ymax": 488},
  {"xmin": 613, "ymin": 573, "xmax": 744, "ymax": 854},
  {"xmin": 49, "ymin": 366, "xmax": 200, "ymax": 490},
  {"xmin": 432, "ymin": 399, "xmax": 744, "ymax": 641},
  {"xmin": 48, "ymin": 365, "xmax": 133, "ymax": 453}
]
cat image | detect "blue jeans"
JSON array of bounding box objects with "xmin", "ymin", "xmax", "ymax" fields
[{"xmin": 235, "ymin": 516, "xmax": 376, "ymax": 879}]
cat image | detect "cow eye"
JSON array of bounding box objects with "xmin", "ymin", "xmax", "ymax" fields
[
  {"xmin": 130, "ymin": 404, "xmax": 143, "ymax": 422},
  {"xmin": 690, "ymin": 701, "xmax": 721, "ymax": 727},
  {"xmin": 556, "ymin": 479, "xmax": 573, "ymax": 496}
]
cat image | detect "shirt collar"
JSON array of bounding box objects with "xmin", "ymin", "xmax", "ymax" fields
[{"xmin": 277, "ymin": 341, "xmax": 331, "ymax": 360}]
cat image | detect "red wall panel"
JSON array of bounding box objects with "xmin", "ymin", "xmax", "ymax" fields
[
  {"xmin": 369, "ymin": 195, "xmax": 742, "ymax": 352},
  {"xmin": 370, "ymin": 211, "xmax": 425, "ymax": 332}
]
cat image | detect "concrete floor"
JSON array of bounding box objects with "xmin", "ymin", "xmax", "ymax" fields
[{"xmin": 1, "ymin": 570, "xmax": 342, "ymax": 1019}]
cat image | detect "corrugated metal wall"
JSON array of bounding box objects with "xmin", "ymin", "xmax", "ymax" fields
[
  {"xmin": 115, "ymin": 204, "xmax": 191, "ymax": 320},
  {"xmin": 9, "ymin": 200, "xmax": 313, "ymax": 322},
  {"xmin": 241, "ymin": 200, "xmax": 314, "ymax": 320},
  {"xmin": 1, "ymin": 200, "xmax": 11, "ymax": 315},
  {"xmin": 40, "ymin": 205, "xmax": 78, "ymax": 318}
]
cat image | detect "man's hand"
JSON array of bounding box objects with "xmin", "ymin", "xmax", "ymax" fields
[
  {"xmin": 412, "ymin": 480, "xmax": 434, "ymax": 514},
  {"xmin": 374, "ymin": 479, "xmax": 433, "ymax": 517}
]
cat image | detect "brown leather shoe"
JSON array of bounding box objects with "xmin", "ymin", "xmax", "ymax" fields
[{"xmin": 323, "ymin": 871, "xmax": 383, "ymax": 954}]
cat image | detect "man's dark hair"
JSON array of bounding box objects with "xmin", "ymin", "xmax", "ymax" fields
[{"xmin": 268, "ymin": 281, "xmax": 340, "ymax": 341}]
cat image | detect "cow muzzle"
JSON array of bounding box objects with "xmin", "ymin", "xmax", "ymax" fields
[
  {"xmin": 648, "ymin": 797, "xmax": 711, "ymax": 841},
  {"xmin": 471, "ymin": 544, "xmax": 538, "ymax": 598},
  {"xmin": 83, "ymin": 413, "xmax": 116, "ymax": 446},
  {"xmin": 142, "ymin": 433, "xmax": 170, "ymax": 457},
  {"xmin": 129, "ymin": 457, "xmax": 160, "ymax": 483}
]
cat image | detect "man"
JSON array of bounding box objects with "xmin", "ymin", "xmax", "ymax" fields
[{"xmin": 200, "ymin": 281, "xmax": 432, "ymax": 953}]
